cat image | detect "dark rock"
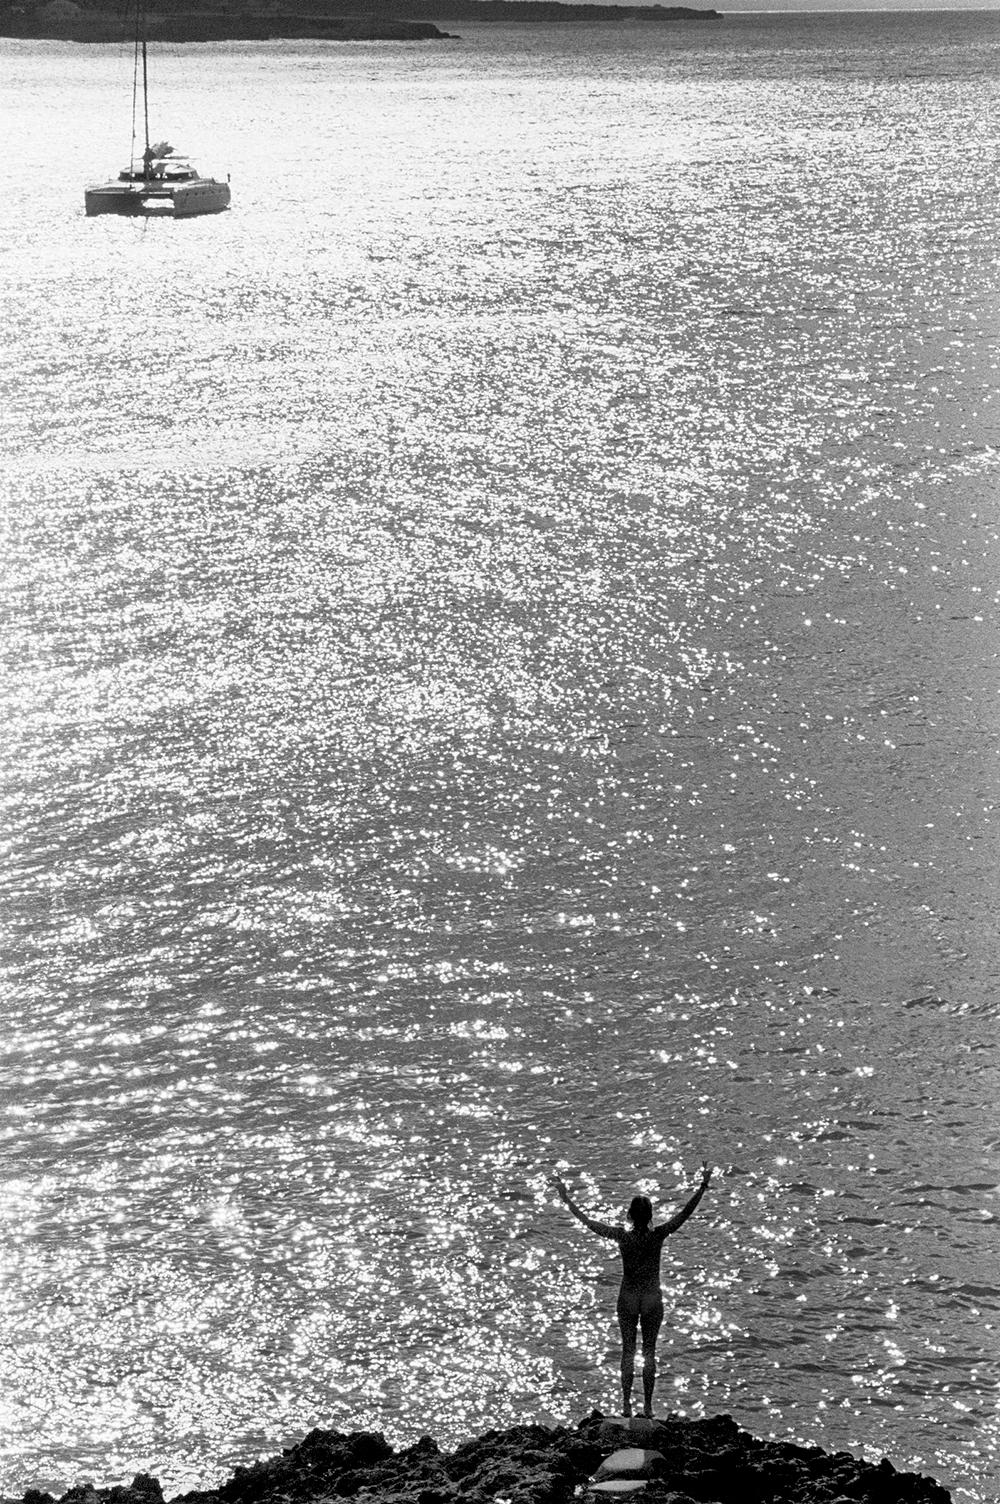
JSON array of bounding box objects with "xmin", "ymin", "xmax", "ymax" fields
[
  {"xmin": 103, "ymin": 1483, "xmax": 163, "ymax": 1504},
  {"xmin": 58, "ymin": 1488, "xmax": 98, "ymax": 1504},
  {"xmin": 23, "ymin": 1412, "xmax": 951, "ymax": 1504},
  {"xmin": 597, "ymin": 1423, "xmax": 632, "ymax": 1451},
  {"xmin": 128, "ymin": 1484, "xmax": 163, "ymax": 1504},
  {"xmin": 405, "ymin": 1442, "xmax": 440, "ymax": 1463},
  {"xmin": 333, "ymin": 1472, "xmax": 364, "ymax": 1497}
]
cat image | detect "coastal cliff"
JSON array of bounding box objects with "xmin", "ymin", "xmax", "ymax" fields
[
  {"xmin": 0, "ymin": 0, "xmax": 719, "ymax": 41},
  {"xmin": 17, "ymin": 1412, "xmax": 951, "ymax": 1504}
]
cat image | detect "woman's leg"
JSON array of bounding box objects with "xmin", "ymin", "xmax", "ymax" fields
[
  {"xmin": 616, "ymin": 1289, "xmax": 640, "ymax": 1416},
  {"xmin": 638, "ymin": 1293, "xmax": 664, "ymax": 1417}
]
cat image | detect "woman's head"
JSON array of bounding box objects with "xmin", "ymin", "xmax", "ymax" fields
[{"xmin": 627, "ymin": 1194, "xmax": 653, "ymax": 1229}]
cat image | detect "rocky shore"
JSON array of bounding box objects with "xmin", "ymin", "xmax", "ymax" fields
[{"xmin": 18, "ymin": 1412, "xmax": 951, "ymax": 1504}]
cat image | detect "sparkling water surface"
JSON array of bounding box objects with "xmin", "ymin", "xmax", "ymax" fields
[{"xmin": 2, "ymin": 12, "xmax": 999, "ymax": 1501}]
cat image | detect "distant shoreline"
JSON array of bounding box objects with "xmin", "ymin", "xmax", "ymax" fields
[{"xmin": 0, "ymin": 0, "xmax": 720, "ymax": 42}]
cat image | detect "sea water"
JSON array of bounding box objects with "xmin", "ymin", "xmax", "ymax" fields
[{"xmin": 1, "ymin": 11, "xmax": 999, "ymax": 1500}]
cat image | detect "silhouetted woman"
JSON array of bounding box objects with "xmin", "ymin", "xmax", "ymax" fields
[{"xmin": 551, "ymin": 1164, "xmax": 713, "ymax": 1418}]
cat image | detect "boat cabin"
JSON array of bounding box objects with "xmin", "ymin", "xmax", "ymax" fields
[{"xmin": 119, "ymin": 156, "xmax": 199, "ymax": 183}]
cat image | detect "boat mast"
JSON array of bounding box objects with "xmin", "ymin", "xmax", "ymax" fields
[
  {"xmin": 141, "ymin": 0, "xmax": 150, "ymax": 167},
  {"xmin": 129, "ymin": 0, "xmax": 151, "ymax": 176},
  {"xmin": 129, "ymin": 0, "xmax": 139, "ymax": 170}
]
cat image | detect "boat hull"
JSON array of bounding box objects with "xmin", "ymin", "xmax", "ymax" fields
[{"xmin": 85, "ymin": 178, "xmax": 231, "ymax": 217}]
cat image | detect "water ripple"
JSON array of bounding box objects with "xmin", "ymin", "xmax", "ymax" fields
[{"xmin": 2, "ymin": 12, "xmax": 1000, "ymax": 1501}]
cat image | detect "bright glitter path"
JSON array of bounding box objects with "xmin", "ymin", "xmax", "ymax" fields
[{"xmin": 1, "ymin": 11, "xmax": 998, "ymax": 1502}]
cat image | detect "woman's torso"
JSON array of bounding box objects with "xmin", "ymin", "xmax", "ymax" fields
[{"xmin": 617, "ymin": 1226, "xmax": 668, "ymax": 1289}]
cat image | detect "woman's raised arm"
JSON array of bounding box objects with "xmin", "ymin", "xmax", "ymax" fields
[
  {"xmin": 550, "ymin": 1175, "xmax": 620, "ymax": 1239},
  {"xmin": 660, "ymin": 1162, "xmax": 713, "ymax": 1235}
]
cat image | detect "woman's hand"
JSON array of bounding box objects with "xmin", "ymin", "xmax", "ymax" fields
[
  {"xmin": 549, "ymin": 1174, "xmax": 569, "ymax": 1201},
  {"xmin": 699, "ymin": 1161, "xmax": 713, "ymax": 1187}
]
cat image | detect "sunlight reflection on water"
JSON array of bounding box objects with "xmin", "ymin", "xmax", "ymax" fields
[{"xmin": 2, "ymin": 12, "xmax": 1000, "ymax": 1501}]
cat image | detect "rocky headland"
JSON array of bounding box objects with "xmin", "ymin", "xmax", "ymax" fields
[
  {"xmin": 17, "ymin": 1411, "xmax": 950, "ymax": 1504},
  {"xmin": 0, "ymin": 0, "xmax": 456, "ymax": 39},
  {"xmin": 0, "ymin": 0, "xmax": 719, "ymax": 42}
]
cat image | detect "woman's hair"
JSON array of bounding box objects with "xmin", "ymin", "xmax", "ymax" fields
[{"xmin": 627, "ymin": 1194, "xmax": 653, "ymax": 1229}]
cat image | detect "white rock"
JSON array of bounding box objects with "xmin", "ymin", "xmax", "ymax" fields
[{"xmin": 594, "ymin": 1448, "xmax": 665, "ymax": 1481}]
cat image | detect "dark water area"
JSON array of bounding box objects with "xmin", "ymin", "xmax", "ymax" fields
[{"xmin": 1, "ymin": 11, "xmax": 998, "ymax": 1501}]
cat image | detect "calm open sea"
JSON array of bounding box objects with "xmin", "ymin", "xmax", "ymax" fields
[{"xmin": 1, "ymin": 10, "xmax": 999, "ymax": 1501}]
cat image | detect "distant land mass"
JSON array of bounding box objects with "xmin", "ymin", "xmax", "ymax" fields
[{"xmin": 1, "ymin": 0, "xmax": 720, "ymax": 41}]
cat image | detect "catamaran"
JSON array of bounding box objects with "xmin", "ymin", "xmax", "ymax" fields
[{"xmin": 84, "ymin": 4, "xmax": 230, "ymax": 217}]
